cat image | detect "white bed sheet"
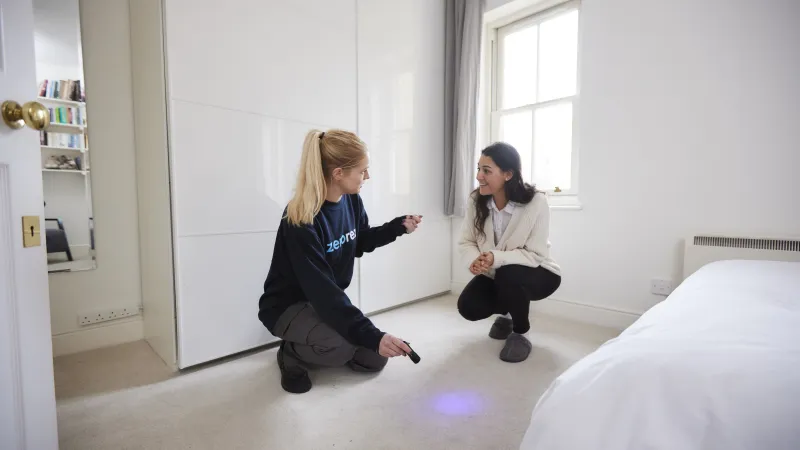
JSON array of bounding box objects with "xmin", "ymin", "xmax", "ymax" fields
[{"xmin": 520, "ymin": 260, "xmax": 800, "ymax": 450}]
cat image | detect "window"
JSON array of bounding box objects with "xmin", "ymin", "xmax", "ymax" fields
[{"xmin": 488, "ymin": 2, "xmax": 580, "ymax": 199}]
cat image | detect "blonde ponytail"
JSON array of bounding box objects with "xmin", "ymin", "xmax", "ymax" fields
[
  {"xmin": 286, "ymin": 129, "xmax": 367, "ymax": 226},
  {"xmin": 287, "ymin": 130, "xmax": 327, "ymax": 226}
]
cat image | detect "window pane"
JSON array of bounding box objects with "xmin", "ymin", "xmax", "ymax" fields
[
  {"xmin": 498, "ymin": 110, "xmax": 532, "ymax": 183},
  {"xmin": 538, "ymin": 9, "xmax": 579, "ymax": 102},
  {"xmin": 533, "ymin": 102, "xmax": 572, "ymax": 190},
  {"xmin": 501, "ymin": 25, "xmax": 537, "ymax": 109}
]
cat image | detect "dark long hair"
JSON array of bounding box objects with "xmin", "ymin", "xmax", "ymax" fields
[{"xmin": 473, "ymin": 142, "xmax": 536, "ymax": 239}]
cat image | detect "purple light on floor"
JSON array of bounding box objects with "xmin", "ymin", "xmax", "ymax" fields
[{"xmin": 432, "ymin": 391, "xmax": 484, "ymax": 416}]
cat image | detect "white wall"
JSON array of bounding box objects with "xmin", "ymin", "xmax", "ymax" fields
[
  {"xmin": 130, "ymin": 0, "xmax": 178, "ymax": 369},
  {"xmin": 164, "ymin": 0, "xmax": 449, "ymax": 368},
  {"xmin": 454, "ymin": 0, "xmax": 800, "ymax": 320},
  {"xmin": 486, "ymin": 0, "xmax": 515, "ymax": 12},
  {"xmin": 32, "ymin": 0, "xmax": 84, "ymax": 81},
  {"xmin": 49, "ymin": 0, "xmax": 144, "ymax": 355},
  {"xmin": 41, "ymin": 174, "xmax": 91, "ymax": 253}
]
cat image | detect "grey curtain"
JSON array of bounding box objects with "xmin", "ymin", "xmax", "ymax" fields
[{"xmin": 444, "ymin": 0, "xmax": 485, "ymax": 217}]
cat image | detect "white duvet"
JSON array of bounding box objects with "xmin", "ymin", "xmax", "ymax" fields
[{"xmin": 520, "ymin": 260, "xmax": 800, "ymax": 450}]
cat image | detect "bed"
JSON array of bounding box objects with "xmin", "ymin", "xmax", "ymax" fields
[{"xmin": 520, "ymin": 236, "xmax": 800, "ymax": 450}]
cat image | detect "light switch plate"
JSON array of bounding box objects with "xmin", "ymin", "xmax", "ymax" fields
[{"xmin": 650, "ymin": 279, "xmax": 673, "ymax": 296}]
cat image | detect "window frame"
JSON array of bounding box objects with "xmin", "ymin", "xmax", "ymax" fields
[{"xmin": 485, "ymin": 0, "xmax": 582, "ymax": 201}]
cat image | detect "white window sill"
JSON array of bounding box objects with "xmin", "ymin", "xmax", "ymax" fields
[{"xmin": 548, "ymin": 195, "xmax": 582, "ymax": 211}]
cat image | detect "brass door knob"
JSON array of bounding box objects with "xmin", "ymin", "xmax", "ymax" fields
[{"xmin": 2, "ymin": 100, "xmax": 50, "ymax": 131}]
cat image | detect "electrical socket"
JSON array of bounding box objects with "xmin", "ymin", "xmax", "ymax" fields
[
  {"xmin": 78, "ymin": 305, "xmax": 140, "ymax": 326},
  {"xmin": 650, "ymin": 279, "xmax": 673, "ymax": 296}
]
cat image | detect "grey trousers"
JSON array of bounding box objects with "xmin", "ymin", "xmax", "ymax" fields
[{"xmin": 273, "ymin": 302, "xmax": 388, "ymax": 372}]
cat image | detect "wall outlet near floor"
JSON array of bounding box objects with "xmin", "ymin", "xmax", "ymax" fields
[
  {"xmin": 650, "ymin": 279, "xmax": 674, "ymax": 296},
  {"xmin": 78, "ymin": 305, "xmax": 140, "ymax": 326}
]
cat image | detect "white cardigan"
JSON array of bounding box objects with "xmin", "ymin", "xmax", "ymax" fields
[{"xmin": 459, "ymin": 192, "xmax": 561, "ymax": 278}]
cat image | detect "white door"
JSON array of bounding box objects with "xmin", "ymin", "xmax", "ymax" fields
[{"xmin": 0, "ymin": 0, "xmax": 60, "ymax": 448}]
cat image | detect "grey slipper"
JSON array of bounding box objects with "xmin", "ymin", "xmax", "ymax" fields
[
  {"xmin": 499, "ymin": 333, "xmax": 532, "ymax": 363},
  {"xmin": 488, "ymin": 316, "xmax": 513, "ymax": 340}
]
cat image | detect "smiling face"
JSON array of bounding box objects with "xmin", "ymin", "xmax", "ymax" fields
[
  {"xmin": 476, "ymin": 155, "xmax": 512, "ymax": 196},
  {"xmin": 331, "ymin": 155, "xmax": 370, "ymax": 194}
]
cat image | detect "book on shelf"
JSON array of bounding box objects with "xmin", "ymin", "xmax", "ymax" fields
[
  {"xmin": 47, "ymin": 106, "xmax": 85, "ymax": 126},
  {"xmin": 38, "ymin": 79, "xmax": 85, "ymax": 102},
  {"xmin": 40, "ymin": 130, "xmax": 86, "ymax": 150}
]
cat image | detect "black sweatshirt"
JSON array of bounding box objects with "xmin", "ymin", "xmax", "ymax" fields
[{"xmin": 258, "ymin": 194, "xmax": 407, "ymax": 352}]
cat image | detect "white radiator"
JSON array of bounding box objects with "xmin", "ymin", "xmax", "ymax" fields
[{"xmin": 683, "ymin": 234, "xmax": 800, "ymax": 279}]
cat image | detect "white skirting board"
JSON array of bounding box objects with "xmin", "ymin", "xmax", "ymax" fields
[
  {"xmin": 51, "ymin": 317, "xmax": 144, "ymax": 357},
  {"xmin": 450, "ymin": 281, "xmax": 640, "ymax": 331}
]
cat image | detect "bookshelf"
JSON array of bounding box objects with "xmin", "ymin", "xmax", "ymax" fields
[
  {"xmin": 38, "ymin": 96, "xmax": 84, "ymax": 107},
  {"xmin": 38, "ymin": 81, "xmax": 89, "ymax": 174},
  {"xmin": 46, "ymin": 122, "xmax": 85, "ymax": 134},
  {"xmin": 38, "ymin": 78, "xmax": 92, "ymax": 251},
  {"xmin": 42, "ymin": 169, "xmax": 89, "ymax": 175},
  {"xmin": 41, "ymin": 145, "xmax": 87, "ymax": 153}
]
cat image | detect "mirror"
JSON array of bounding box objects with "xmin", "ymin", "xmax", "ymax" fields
[{"xmin": 33, "ymin": 0, "xmax": 96, "ymax": 273}]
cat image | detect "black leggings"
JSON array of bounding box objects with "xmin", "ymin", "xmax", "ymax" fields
[{"xmin": 457, "ymin": 265, "xmax": 561, "ymax": 334}]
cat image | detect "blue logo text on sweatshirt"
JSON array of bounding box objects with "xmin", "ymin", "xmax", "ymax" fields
[{"xmin": 327, "ymin": 229, "xmax": 357, "ymax": 253}]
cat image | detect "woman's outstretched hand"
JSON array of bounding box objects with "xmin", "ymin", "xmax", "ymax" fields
[
  {"xmin": 402, "ymin": 215, "xmax": 422, "ymax": 234},
  {"xmin": 379, "ymin": 334, "xmax": 413, "ymax": 358}
]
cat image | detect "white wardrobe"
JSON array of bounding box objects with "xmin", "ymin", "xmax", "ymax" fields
[{"xmin": 131, "ymin": 0, "xmax": 450, "ymax": 369}]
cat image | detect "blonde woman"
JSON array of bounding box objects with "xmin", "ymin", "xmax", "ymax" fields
[{"xmin": 258, "ymin": 129, "xmax": 422, "ymax": 394}]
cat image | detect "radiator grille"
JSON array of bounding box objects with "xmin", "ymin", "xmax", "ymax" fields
[{"xmin": 693, "ymin": 236, "xmax": 800, "ymax": 252}]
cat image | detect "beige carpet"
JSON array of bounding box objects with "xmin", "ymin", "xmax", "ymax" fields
[{"xmin": 55, "ymin": 295, "xmax": 619, "ymax": 450}]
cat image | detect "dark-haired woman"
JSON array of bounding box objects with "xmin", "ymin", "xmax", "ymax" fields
[{"xmin": 457, "ymin": 142, "xmax": 561, "ymax": 363}]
